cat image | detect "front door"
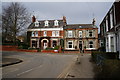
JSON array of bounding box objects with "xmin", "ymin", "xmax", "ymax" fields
[
  {"xmin": 44, "ymin": 43, "xmax": 47, "ymax": 49},
  {"xmin": 79, "ymin": 41, "xmax": 82, "ymax": 51},
  {"xmin": 43, "ymin": 40, "xmax": 48, "ymax": 49}
]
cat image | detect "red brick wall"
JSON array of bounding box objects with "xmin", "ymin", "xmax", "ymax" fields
[
  {"xmin": 1, "ymin": 45, "xmax": 38, "ymax": 52},
  {"xmin": 47, "ymin": 31, "xmax": 52, "ymax": 36},
  {"xmin": 60, "ymin": 31, "xmax": 64, "ymax": 36},
  {"xmin": 38, "ymin": 30, "xmax": 63, "ymax": 37}
]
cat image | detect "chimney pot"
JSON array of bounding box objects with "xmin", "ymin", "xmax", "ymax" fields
[
  {"xmin": 32, "ymin": 15, "xmax": 36, "ymax": 22},
  {"xmin": 92, "ymin": 18, "xmax": 95, "ymax": 25}
]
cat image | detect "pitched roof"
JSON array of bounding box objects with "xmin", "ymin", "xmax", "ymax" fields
[
  {"xmin": 64, "ymin": 24, "xmax": 98, "ymax": 29},
  {"xmin": 28, "ymin": 19, "xmax": 65, "ymax": 29}
]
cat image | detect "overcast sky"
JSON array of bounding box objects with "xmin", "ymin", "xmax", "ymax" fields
[{"xmin": 2, "ymin": 1, "xmax": 114, "ymax": 33}]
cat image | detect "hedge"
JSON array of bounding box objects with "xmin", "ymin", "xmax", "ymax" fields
[{"xmin": 96, "ymin": 59, "xmax": 120, "ymax": 79}]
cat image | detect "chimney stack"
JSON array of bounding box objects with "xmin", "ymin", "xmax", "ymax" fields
[
  {"xmin": 32, "ymin": 15, "xmax": 36, "ymax": 22},
  {"xmin": 63, "ymin": 16, "xmax": 66, "ymax": 23},
  {"xmin": 92, "ymin": 18, "xmax": 95, "ymax": 25}
]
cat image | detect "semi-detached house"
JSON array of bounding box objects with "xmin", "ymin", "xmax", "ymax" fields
[
  {"xmin": 27, "ymin": 16, "xmax": 98, "ymax": 53},
  {"xmin": 27, "ymin": 16, "xmax": 66, "ymax": 50},
  {"xmin": 100, "ymin": 2, "xmax": 120, "ymax": 55}
]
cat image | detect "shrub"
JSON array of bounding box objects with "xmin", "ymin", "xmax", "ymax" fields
[
  {"xmin": 18, "ymin": 43, "xmax": 29, "ymax": 49},
  {"xmin": 105, "ymin": 52, "xmax": 118, "ymax": 59},
  {"xmin": 96, "ymin": 59, "xmax": 120, "ymax": 78},
  {"xmin": 37, "ymin": 49, "xmax": 41, "ymax": 52},
  {"xmin": 53, "ymin": 46, "xmax": 59, "ymax": 50},
  {"xmin": 91, "ymin": 51, "xmax": 118, "ymax": 63},
  {"xmin": 2, "ymin": 43, "xmax": 16, "ymax": 46},
  {"xmin": 45, "ymin": 47, "xmax": 54, "ymax": 50},
  {"xmin": 28, "ymin": 47, "xmax": 37, "ymax": 50},
  {"xmin": 18, "ymin": 45, "xmax": 23, "ymax": 49},
  {"xmin": 91, "ymin": 51, "xmax": 105, "ymax": 62},
  {"xmin": 98, "ymin": 46, "xmax": 106, "ymax": 52}
]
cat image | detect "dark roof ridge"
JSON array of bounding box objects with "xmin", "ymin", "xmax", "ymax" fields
[
  {"xmin": 67, "ymin": 24, "xmax": 93, "ymax": 25},
  {"xmin": 37, "ymin": 19, "xmax": 63, "ymax": 22}
]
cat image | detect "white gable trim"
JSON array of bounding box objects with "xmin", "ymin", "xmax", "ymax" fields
[{"xmin": 27, "ymin": 28, "xmax": 63, "ymax": 31}]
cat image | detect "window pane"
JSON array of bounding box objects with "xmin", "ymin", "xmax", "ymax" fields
[
  {"xmin": 68, "ymin": 42, "xmax": 72, "ymax": 44},
  {"xmin": 68, "ymin": 31, "xmax": 73, "ymax": 37},
  {"xmin": 56, "ymin": 31, "xmax": 59, "ymax": 36},
  {"xmin": 52, "ymin": 31, "xmax": 55, "ymax": 36},
  {"xmin": 44, "ymin": 31, "xmax": 47, "ymax": 36},
  {"xmin": 89, "ymin": 41, "xmax": 93, "ymax": 48},
  {"xmin": 32, "ymin": 32, "xmax": 35, "ymax": 37},
  {"xmin": 35, "ymin": 31, "xmax": 38, "ymax": 36},
  {"xmin": 89, "ymin": 31, "xmax": 92, "ymax": 37},
  {"xmin": 69, "ymin": 45, "xmax": 72, "ymax": 48},
  {"xmin": 90, "ymin": 45, "xmax": 93, "ymax": 48},
  {"xmin": 79, "ymin": 31, "xmax": 82, "ymax": 38},
  {"xmin": 68, "ymin": 41, "xmax": 73, "ymax": 48}
]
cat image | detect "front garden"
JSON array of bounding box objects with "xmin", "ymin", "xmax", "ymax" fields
[
  {"xmin": 2, "ymin": 40, "xmax": 62, "ymax": 53},
  {"xmin": 91, "ymin": 51, "xmax": 120, "ymax": 79},
  {"xmin": 41, "ymin": 46, "xmax": 62, "ymax": 53}
]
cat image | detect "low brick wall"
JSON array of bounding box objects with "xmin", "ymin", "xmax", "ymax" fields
[
  {"xmin": 1, "ymin": 45, "xmax": 38, "ymax": 52},
  {"xmin": 63, "ymin": 50, "xmax": 93, "ymax": 53},
  {"xmin": 2, "ymin": 45, "xmax": 18, "ymax": 51},
  {"xmin": 17, "ymin": 49, "xmax": 38, "ymax": 52},
  {"xmin": 64, "ymin": 51, "xmax": 80, "ymax": 53},
  {"xmin": 41, "ymin": 50, "xmax": 59, "ymax": 53}
]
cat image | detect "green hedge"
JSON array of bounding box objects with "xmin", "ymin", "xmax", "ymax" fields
[
  {"xmin": 18, "ymin": 43, "xmax": 29, "ymax": 49},
  {"xmin": 45, "ymin": 46, "xmax": 60, "ymax": 50},
  {"xmin": 96, "ymin": 59, "xmax": 120, "ymax": 78},
  {"xmin": 92, "ymin": 51, "xmax": 120, "ymax": 79},
  {"xmin": 92, "ymin": 51, "xmax": 119, "ymax": 62},
  {"xmin": 45, "ymin": 47, "xmax": 54, "ymax": 50},
  {"xmin": 53, "ymin": 46, "xmax": 59, "ymax": 50},
  {"xmin": 2, "ymin": 43, "xmax": 16, "ymax": 46}
]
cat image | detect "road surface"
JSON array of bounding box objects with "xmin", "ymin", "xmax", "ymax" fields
[{"xmin": 1, "ymin": 51, "xmax": 77, "ymax": 78}]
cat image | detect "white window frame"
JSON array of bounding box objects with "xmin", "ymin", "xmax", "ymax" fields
[
  {"xmin": 52, "ymin": 31, "xmax": 55, "ymax": 37},
  {"xmin": 44, "ymin": 20, "xmax": 49, "ymax": 26},
  {"xmin": 43, "ymin": 31, "xmax": 47, "ymax": 36},
  {"xmin": 67, "ymin": 41, "xmax": 73, "ymax": 49},
  {"xmin": 110, "ymin": 10, "xmax": 113, "ymax": 29},
  {"xmin": 56, "ymin": 31, "xmax": 59, "ymax": 36},
  {"xmin": 68, "ymin": 30, "xmax": 73, "ymax": 38},
  {"xmin": 106, "ymin": 16, "xmax": 108, "ymax": 32},
  {"xmin": 79, "ymin": 31, "xmax": 82, "ymax": 38},
  {"xmin": 35, "ymin": 21, "xmax": 39, "ymax": 27},
  {"xmin": 32, "ymin": 31, "xmax": 35, "ymax": 37},
  {"xmin": 54, "ymin": 20, "xmax": 59, "ymax": 26},
  {"xmin": 52, "ymin": 31, "xmax": 59, "ymax": 37},
  {"xmin": 89, "ymin": 30, "xmax": 93, "ymax": 37},
  {"xmin": 35, "ymin": 31, "xmax": 38, "ymax": 37},
  {"xmin": 52, "ymin": 40, "xmax": 57, "ymax": 48},
  {"xmin": 89, "ymin": 41, "xmax": 94, "ymax": 48}
]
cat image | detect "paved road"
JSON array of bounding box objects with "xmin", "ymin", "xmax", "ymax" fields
[{"xmin": 1, "ymin": 51, "xmax": 77, "ymax": 78}]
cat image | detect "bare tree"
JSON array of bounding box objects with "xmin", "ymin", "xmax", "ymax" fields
[{"xmin": 2, "ymin": 2, "xmax": 30, "ymax": 43}]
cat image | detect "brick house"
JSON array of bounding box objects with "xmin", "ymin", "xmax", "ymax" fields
[
  {"xmin": 100, "ymin": 1, "xmax": 120, "ymax": 53},
  {"xmin": 27, "ymin": 16, "xmax": 98, "ymax": 53},
  {"xmin": 64, "ymin": 20, "xmax": 98, "ymax": 53},
  {"xmin": 27, "ymin": 16, "xmax": 66, "ymax": 49}
]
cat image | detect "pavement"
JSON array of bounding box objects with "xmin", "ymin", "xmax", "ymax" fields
[
  {"xmin": 0, "ymin": 57, "xmax": 23, "ymax": 67},
  {"xmin": 66, "ymin": 53, "xmax": 95, "ymax": 79}
]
